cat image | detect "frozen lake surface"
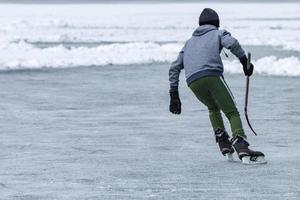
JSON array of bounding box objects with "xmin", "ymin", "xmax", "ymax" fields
[{"xmin": 0, "ymin": 64, "xmax": 299, "ymax": 199}]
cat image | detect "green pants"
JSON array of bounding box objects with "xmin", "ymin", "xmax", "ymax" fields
[{"xmin": 189, "ymin": 76, "xmax": 246, "ymax": 138}]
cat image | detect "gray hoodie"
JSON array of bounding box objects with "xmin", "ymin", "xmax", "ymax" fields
[{"xmin": 169, "ymin": 24, "xmax": 245, "ymax": 91}]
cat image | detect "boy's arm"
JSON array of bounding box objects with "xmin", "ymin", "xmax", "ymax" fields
[
  {"xmin": 220, "ymin": 30, "xmax": 254, "ymax": 76},
  {"xmin": 168, "ymin": 47, "xmax": 184, "ymax": 114},
  {"xmin": 169, "ymin": 47, "xmax": 184, "ymax": 92},
  {"xmin": 220, "ymin": 30, "xmax": 245, "ymax": 59}
]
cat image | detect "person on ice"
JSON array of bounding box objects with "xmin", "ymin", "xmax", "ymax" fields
[{"xmin": 168, "ymin": 8, "xmax": 265, "ymax": 163}]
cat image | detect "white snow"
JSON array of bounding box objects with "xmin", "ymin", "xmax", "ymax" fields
[
  {"xmin": 1, "ymin": 41, "xmax": 300, "ymax": 76},
  {"xmin": 0, "ymin": 3, "xmax": 300, "ymax": 73}
]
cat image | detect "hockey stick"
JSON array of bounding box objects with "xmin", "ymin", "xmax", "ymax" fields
[{"xmin": 244, "ymin": 52, "xmax": 258, "ymax": 136}]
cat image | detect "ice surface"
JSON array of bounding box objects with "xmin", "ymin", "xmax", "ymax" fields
[{"xmin": 0, "ymin": 64, "xmax": 299, "ymax": 199}]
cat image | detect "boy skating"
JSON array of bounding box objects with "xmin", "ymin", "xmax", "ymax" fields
[{"xmin": 168, "ymin": 8, "xmax": 265, "ymax": 164}]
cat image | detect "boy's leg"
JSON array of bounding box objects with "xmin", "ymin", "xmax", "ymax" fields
[
  {"xmin": 189, "ymin": 78, "xmax": 225, "ymax": 132},
  {"xmin": 190, "ymin": 77, "xmax": 235, "ymax": 156},
  {"xmin": 209, "ymin": 77, "xmax": 246, "ymax": 138}
]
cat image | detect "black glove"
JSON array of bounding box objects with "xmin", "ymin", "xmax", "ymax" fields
[
  {"xmin": 169, "ymin": 91, "xmax": 181, "ymax": 114},
  {"xmin": 239, "ymin": 55, "xmax": 254, "ymax": 76}
]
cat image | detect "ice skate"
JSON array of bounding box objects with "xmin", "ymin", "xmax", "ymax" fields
[
  {"xmin": 232, "ymin": 136, "xmax": 267, "ymax": 165},
  {"xmin": 215, "ymin": 129, "xmax": 234, "ymax": 161}
]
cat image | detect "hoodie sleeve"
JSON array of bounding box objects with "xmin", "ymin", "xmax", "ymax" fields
[
  {"xmin": 219, "ymin": 30, "xmax": 245, "ymax": 59},
  {"xmin": 169, "ymin": 46, "xmax": 185, "ymax": 92}
]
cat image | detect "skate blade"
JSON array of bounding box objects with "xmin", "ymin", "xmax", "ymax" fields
[
  {"xmin": 241, "ymin": 156, "xmax": 267, "ymax": 165},
  {"xmin": 225, "ymin": 153, "xmax": 235, "ymax": 162}
]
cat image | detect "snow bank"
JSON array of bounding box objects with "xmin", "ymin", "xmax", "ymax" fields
[
  {"xmin": 0, "ymin": 42, "xmax": 178, "ymax": 69},
  {"xmin": 1, "ymin": 41, "xmax": 300, "ymax": 77},
  {"xmin": 224, "ymin": 57, "xmax": 300, "ymax": 76}
]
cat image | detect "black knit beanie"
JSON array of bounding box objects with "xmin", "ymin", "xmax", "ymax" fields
[{"xmin": 199, "ymin": 8, "xmax": 220, "ymax": 27}]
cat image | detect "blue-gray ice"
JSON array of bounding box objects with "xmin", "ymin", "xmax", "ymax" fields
[{"xmin": 0, "ymin": 64, "xmax": 299, "ymax": 200}]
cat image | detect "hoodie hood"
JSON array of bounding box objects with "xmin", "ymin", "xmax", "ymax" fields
[
  {"xmin": 192, "ymin": 25, "xmax": 217, "ymax": 37},
  {"xmin": 199, "ymin": 8, "xmax": 220, "ymax": 27}
]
